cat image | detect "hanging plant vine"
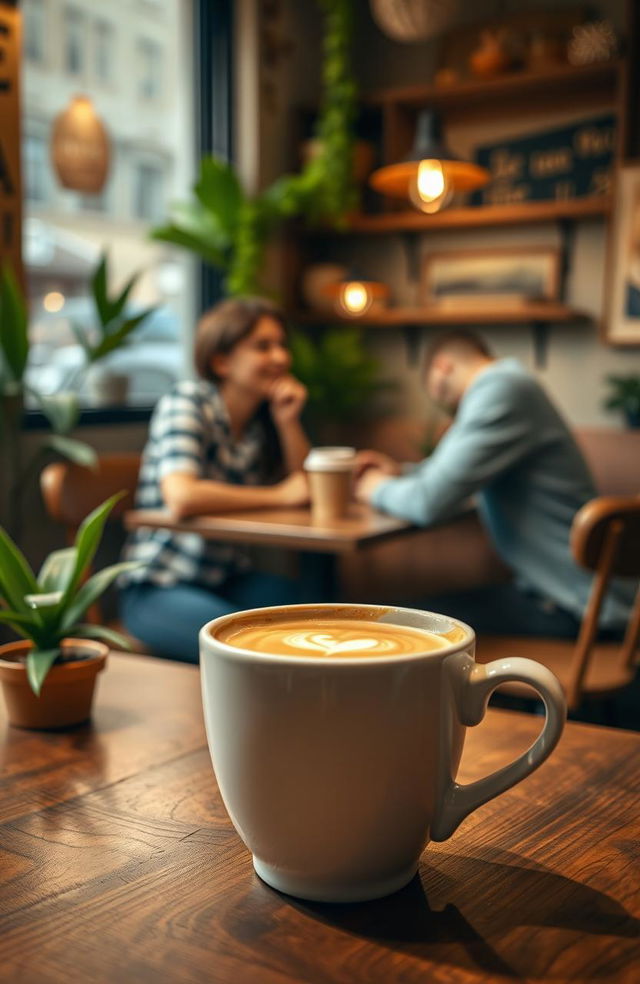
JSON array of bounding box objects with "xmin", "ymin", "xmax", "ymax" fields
[{"xmin": 151, "ymin": 0, "xmax": 357, "ymax": 296}]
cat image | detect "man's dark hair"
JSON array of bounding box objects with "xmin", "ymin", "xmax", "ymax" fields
[{"xmin": 423, "ymin": 329, "xmax": 493, "ymax": 374}]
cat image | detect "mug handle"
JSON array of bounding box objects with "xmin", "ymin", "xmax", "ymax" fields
[{"xmin": 430, "ymin": 656, "xmax": 566, "ymax": 842}]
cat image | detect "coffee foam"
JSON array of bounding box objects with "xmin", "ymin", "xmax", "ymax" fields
[{"xmin": 216, "ymin": 616, "xmax": 451, "ymax": 659}]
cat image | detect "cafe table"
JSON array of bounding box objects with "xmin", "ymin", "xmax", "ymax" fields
[
  {"xmin": 1, "ymin": 652, "xmax": 638, "ymax": 984},
  {"xmin": 124, "ymin": 503, "xmax": 414, "ymax": 598}
]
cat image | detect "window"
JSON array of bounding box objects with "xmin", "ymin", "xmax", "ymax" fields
[
  {"xmin": 64, "ymin": 7, "xmax": 85, "ymax": 76},
  {"xmin": 23, "ymin": 0, "xmax": 46, "ymax": 64},
  {"xmin": 94, "ymin": 19, "xmax": 114, "ymax": 84},
  {"xmin": 24, "ymin": 134, "xmax": 50, "ymax": 204},
  {"xmin": 133, "ymin": 162, "xmax": 164, "ymax": 222},
  {"xmin": 137, "ymin": 38, "xmax": 162, "ymax": 100}
]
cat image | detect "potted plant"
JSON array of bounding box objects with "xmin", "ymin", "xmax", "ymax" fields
[
  {"xmin": 603, "ymin": 374, "xmax": 640, "ymax": 428},
  {"xmin": 151, "ymin": 0, "xmax": 357, "ymax": 296},
  {"xmin": 0, "ymin": 265, "xmax": 98, "ymax": 542},
  {"xmin": 0, "ymin": 492, "xmax": 138, "ymax": 729},
  {"xmin": 290, "ymin": 325, "xmax": 394, "ymax": 443},
  {"xmin": 70, "ymin": 251, "xmax": 158, "ymax": 406}
]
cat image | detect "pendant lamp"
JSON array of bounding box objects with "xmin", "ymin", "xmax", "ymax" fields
[
  {"xmin": 50, "ymin": 95, "xmax": 110, "ymax": 194},
  {"xmin": 369, "ymin": 110, "xmax": 489, "ymax": 213},
  {"xmin": 322, "ymin": 272, "xmax": 390, "ymax": 317}
]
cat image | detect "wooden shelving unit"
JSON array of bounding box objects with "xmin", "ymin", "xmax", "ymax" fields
[
  {"xmin": 294, "ymin": 303, "xmax": 590, "ymax": 327},
  {"xmin": 366, "ymin": 61, "xmax": 620, "ymax": 115},
  {"xmin": 314, "ymin": 196, "xmax": 612, "ymax": 236}
]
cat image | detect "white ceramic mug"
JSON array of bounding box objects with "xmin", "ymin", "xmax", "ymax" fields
[{"xmin": 200, "ymin": 604, "xmax": 566, "ymax": 903}]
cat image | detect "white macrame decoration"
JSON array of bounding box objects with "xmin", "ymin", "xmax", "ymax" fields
[{"xmin": 369, "ymin": 0, "xmax": 461, "ymax": 43}]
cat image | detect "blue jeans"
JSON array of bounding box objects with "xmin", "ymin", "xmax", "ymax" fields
[
  {"xmin": 120, "ymin": 572, "xmax": 301, "ymax": 664},
  {"xmin": 418, "ymin": 583, "xmax": 582, "ymax": 639}
]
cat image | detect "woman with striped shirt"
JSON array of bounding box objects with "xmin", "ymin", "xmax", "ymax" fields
[{"xmin": 119, "ymin": 297, "xmax": 311, "ymax": 662}]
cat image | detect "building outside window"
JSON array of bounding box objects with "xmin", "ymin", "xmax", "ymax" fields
[
  {"xmin": 23, "ymin": 0, "xmax": 46, "ymax": 64},
  {"xmin": 94, "ymin": 19, "xmax": 114, "ymax": 85},
  {"xmin": 21, "ymin": 0, "xmax": 196, "ymax": 409},
  {"xmin": 64, "ymin": 7, "xmax": 85, "ymax": 76},
  {"xmin": 133, "ymin": 162, "xmax": 164, "ymax": 222},
  {"xmin": 24, "ymin": 134, "xmax": 50, "ymax": 204},
  {"xmin": 137, "ymin": 37, "xmax": 162, "ymax": 100}
]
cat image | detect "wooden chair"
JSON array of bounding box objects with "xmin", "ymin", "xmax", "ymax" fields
[
  {"xmin": 476, "ymin": 495, "xmax": 640, "ymax": 713},
  {"xmin": 40, "ymin": 453, "xmax": 147, "ymax": 649}
]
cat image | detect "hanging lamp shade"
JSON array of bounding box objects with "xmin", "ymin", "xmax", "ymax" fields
[
  {"xmin": 369, "ymin": 110, "xmax": 489, "ymax": 211},
  {"xmin": 369, "ymin": 0, "xmax": 461, "ymax": 43},
  {"xmin": 322, "ymin": 273, "xmax": 390, "ymax": 317},
  {"xmin": 50, "ymin": 95, "xmax": 110, "ymax": 193}
]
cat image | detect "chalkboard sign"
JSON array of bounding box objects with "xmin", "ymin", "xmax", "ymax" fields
[{"xmin": 470, "ymin": 113, "xmax": 616, "ymax": 207}]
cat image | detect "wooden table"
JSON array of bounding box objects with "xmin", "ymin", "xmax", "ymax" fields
[
  {"xmin": 124, "ymin": 504, "xmax": 412, "ymax": 553},
  {"xmin": 124, "ymin": 504, "xmax": 414, "ymax": 600},
  {"xmin": 1, "ymin": 653, "xmax": 639, "ymax": 983}
]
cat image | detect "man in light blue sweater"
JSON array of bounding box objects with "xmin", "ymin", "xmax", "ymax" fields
[{"xmin": 355, "ymin": 330, "xmax": 631, "ymax": 637}]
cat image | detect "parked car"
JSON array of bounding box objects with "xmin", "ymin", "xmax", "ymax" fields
[{"xmin": 26, "ymin": 301, "xmax": 185, "ymax": 407}]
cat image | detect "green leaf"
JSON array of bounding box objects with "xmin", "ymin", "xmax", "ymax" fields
[
  {"xmin": 110, "ymin": 270, "xmax": 139, "ymax": 323},
  {"xmin": 0, "ymin": 526, "xmax": 39, "ymax": 613},
  {"xmin": 38, "ymin": 548, "xmax": 78, "ymax": 593},
  {"xmin": 60, "ymin": 561, "xmax": 141, "ymax": 632},
  {"xmin": 193, "ymin": 156, "xmax": 244, "ymax": 235},
  {"xmin": 91, "ymin": 252, "xmax": 110, "ymax": 326},
  {"xmin": 26, "ymin": 648, "xmax": 61, "ymax": 696},
  {"xmin": 38, "ymin": 392, "xmax": 80, "ymax": 435},
  {"xmin": 46, "ymin": 434, "xmax": 99, "ymax": 469},
  {"xmin": 67, "ymin": 623, "xmax": 131, "ymax": 651},
  {"xmin": 87, "ymin": 308, "xmax": 155, "ymax": 362},
  {"xmin": 0, "ymin": 610, "xmax": 38, "ymax": 636},
  {"xmin": 0, "ymin": 265, "xmax": 28, "ymax": 384},
  {"xmin": 150, "ymin": 224, "xmax": 228, "ymax": 269},
  {"xmin": 61, "ymin": 493, "xmax": 127, "ymax": 607}
]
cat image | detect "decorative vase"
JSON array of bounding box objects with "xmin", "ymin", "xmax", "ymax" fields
[
  {"xmin": 469, "ymin": 29, "xmax": 513, "ymax": 79},
  {"xmin": 0, "ymin": 639, "xmax": 108, "ymax": 730}
]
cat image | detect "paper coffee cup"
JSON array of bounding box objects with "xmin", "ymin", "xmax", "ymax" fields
[{"xmin": 303, "ymin": 447, "xmax": 355, "ymax": 522}]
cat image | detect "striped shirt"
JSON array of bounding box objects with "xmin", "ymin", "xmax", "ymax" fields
[{"xmin": 120, "ymin": 380, "xmax": 270, "ymax": 589}]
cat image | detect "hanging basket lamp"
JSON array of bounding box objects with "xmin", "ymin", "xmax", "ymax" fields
[
  {"xmin": 369, "ymin": 110, "xmax": 489, "ymax": 213},
  {"xmin": 369, "ymin": 0, "xmax": 462, "ymax": 43},
  {"xmin": 50, "ymin": 95, "xmax": 110, "ymax": 194}
]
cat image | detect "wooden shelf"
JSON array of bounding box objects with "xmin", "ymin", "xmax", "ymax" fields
[
  {"xmin": 311, "ymin": 197, "xmax": 612, "ymax": 235},
  {"xmin": 367, "ymin": 61, "xmax": 620, "ymax": 112},
  {"xmin": 293, "ymin": 304, "xmax": 591, "ymax": 327}
]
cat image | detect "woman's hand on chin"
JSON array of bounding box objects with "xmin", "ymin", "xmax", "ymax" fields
[{"xmin": 268, "ymin": 375, "xmax": 308, "ymax": 427}]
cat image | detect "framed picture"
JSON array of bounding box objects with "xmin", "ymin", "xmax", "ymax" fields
[
  {"xmin": 603, "ymin": 164, "xmax": 640, "ymax": 346},
  {"xmin": 422, "ymin": 247, "xmax": 561, "ymax": 309}
]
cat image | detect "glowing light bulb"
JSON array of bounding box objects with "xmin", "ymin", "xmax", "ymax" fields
[
  {"xmin": 338, "ymin": 281, "xmax": 372, "ymax": 316},
  {"xmin": 409, "ymin": 159, "xmax": 453, "ymax": 214},
  {"xmin": 43, "ymin": 291, "xmax": 65, "ymax": 313}
]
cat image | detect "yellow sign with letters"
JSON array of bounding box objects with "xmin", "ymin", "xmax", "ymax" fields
[{"xmin": 0, "ymin": 4, "xmax": 23, "ymax": 284}]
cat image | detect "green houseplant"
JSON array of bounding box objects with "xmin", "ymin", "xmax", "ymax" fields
[
  {"xmin": 290, "ymin": 326, "xmax": 393, "ymax": 442},
  {"xmin": 0, "ymin": 265, "xmax": 98, "ymax": 542},
  {"xmin": 0, "ymin": 492, "xmax": 138, "ymax": 729},
  {"xmin": 151, "ymin": 0, "xmax": 357, "ymax": 296},
  {"xmin": 603, "ymin": 375, "xmax": 640, "ymax": 429},
  {"xmin": 70, "ymin": 251, "xmax": 157, "ymax": 403}
]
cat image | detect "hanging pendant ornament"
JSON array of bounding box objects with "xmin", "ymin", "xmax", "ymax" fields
[
  {"xmin": 369, "ymin": 0, "xmax": 461, "ymax": 43},
  {"xmin": 50, "ymin": 95, "xmax": 110, "ymax": 193}
]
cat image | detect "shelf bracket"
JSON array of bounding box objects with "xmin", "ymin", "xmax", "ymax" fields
[
  {"xmin": 531, "ymin": 321, "xmax": 550, "ymax": 369},
  {"xmin": 402, "ymin": 324, "xmax": 422, "ymax": 366},
  {"xmin": 557, "ymin": 217, "xmax": 577, "ymax": 302},
  {"xmin": 400, "ymin": 232, "xmax": 421, "ymax": 285}
]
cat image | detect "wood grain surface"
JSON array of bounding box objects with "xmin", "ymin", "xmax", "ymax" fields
[
  {"xmin": 124, "ymin": 505, "xmax": 412, "ymax": 554},
  {"xmin": 1, "ymin": 653, "xmax": 638, "ymax": 984}
]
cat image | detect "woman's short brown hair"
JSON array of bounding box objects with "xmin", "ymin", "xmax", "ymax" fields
[{"xmin": 194, "ymin": 296, "xmax": 288, "ymax": 381}]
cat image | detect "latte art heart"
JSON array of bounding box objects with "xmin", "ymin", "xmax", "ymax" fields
[
  {"xmin": 219, "ymin": 618, "xmax": 449, "ymax": 658},
  {"xmin": 286, "ymin": 633, "xmax": 386, "ymax": 655}
]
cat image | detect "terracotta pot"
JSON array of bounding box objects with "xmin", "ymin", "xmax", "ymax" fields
[{"xmin": 0, "ymin": 639, "xmax": 108, "ymax": 730}]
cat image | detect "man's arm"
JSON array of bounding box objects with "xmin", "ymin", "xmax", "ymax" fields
[{"xmin": 360, "ymin": 379, "xmax": 534, "ymax": 526}]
